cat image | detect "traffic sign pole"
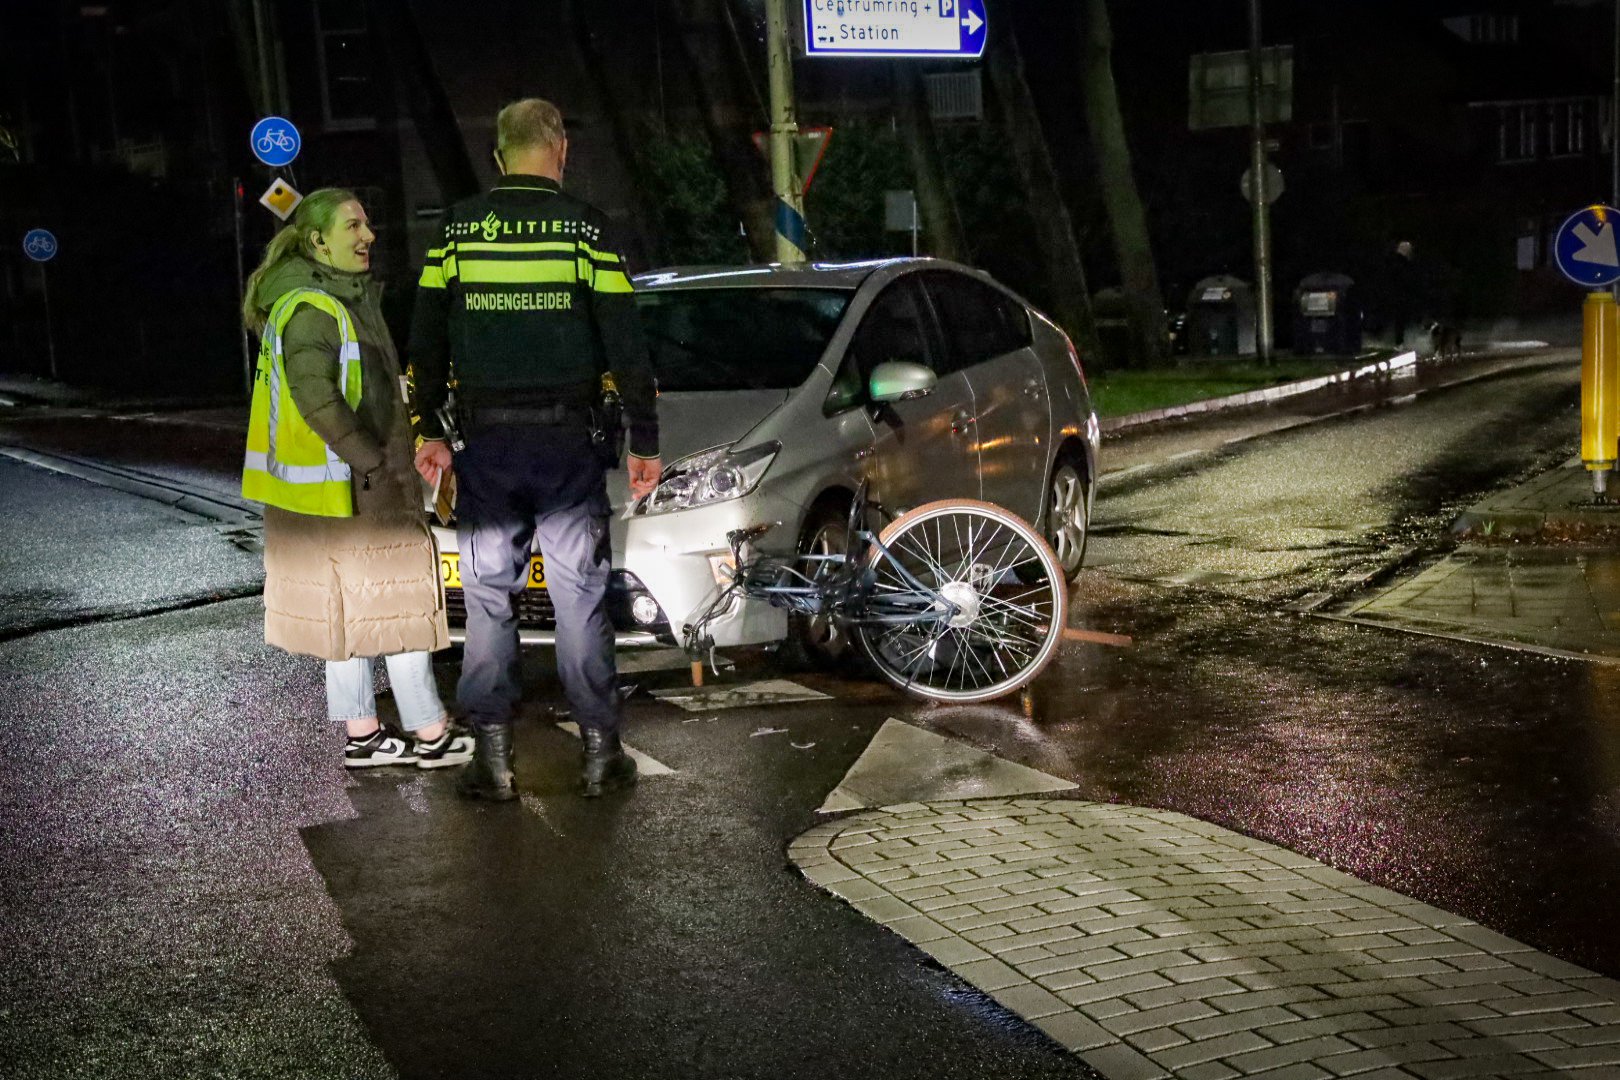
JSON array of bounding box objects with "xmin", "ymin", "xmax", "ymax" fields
[
  {"xmin": 39, "ymin": 265, "xmax": 57, "ymax": 381},
  {"xmin": 1557, "ymin": 206, "xmax": 1620, "ymax": 495},
  {"xmin": 22, "ymin": 229, "xmax": 60, "ymax": 380},
  {"xmin": 767, "ymin": 0, "xmax": 807, "ymax": 264},
  {"xmin": 1247, "ymin": 0, "xmax": 1274, "ymax": 364}
]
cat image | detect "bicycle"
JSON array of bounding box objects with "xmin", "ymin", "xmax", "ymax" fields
[
  {"xmin": 23, "ymin": 234, "xmax": 54, "ymax": 257},
  {"xmin": 255, "ymin": 129, "xmax": 296, "ymax": 155},
  {"xmin": 682, "ymin": 484, "xmax": 1069, "ymax": 704}
]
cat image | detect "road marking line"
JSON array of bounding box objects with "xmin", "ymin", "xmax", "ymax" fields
[
  {"xmin": 554, "ymin": 722, "xmax": 675, "ymax": 775},
  {"xmin": 650, "ymin": 679, "xmax": 831, "ymax": 712}
]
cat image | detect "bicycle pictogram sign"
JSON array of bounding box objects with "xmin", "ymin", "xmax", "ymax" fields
[
  {"xmin": 250, "ymin": 116, "xmax": 301, "ymax": 168},
  {"xmin": 22, "ymin": 229, "xmax": 57, "ymax": 262}
]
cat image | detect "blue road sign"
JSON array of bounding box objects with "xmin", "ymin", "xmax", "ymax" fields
[
  {"xmin": 250, "ymin": 116, "xmax": 301, "ymax": 168},
  {"xmin": 805, "ymin": 0, "xmax": 987, "ymax": 59},
  {"xmin": 1554, "ymin": 205, "xmax": 1620, "ymax": 288},
  {"xmin": 22, "ymin": 228, "xmax": 57, "ymax": 263}
]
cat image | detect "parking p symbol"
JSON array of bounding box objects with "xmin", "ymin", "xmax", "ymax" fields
[{"xmin": 941, "ymin": 0, "xmax": 957, "ymax": 18}]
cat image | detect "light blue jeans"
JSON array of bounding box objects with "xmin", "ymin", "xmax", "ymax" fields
[{"xmin": 325, "ymin": 652, "xmax": 448, "ymax": 732}]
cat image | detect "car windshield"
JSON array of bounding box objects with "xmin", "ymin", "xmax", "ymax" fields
[{"xmin": 635, "ymin": 287, "xmax": 854, "ymax": 392}]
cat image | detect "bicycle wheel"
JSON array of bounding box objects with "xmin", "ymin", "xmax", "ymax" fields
[{"xmin": 854, "ymin": 499, "xmax": 1068, "ymax": 704}]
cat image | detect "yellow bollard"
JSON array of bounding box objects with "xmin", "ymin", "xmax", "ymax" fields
[{"xmin": 1582, "ymin": 290, "xmax": 1619, "ymax": 495}]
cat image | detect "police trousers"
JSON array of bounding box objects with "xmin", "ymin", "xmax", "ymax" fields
[{"xmin": 454, "ymin": 423, "xmax": 619, "ymax": 735}]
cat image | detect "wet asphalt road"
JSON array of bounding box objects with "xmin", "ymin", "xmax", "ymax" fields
[{"xmin": 4, "ymin": 351, "xmax": 1618, "ymax": 1078}]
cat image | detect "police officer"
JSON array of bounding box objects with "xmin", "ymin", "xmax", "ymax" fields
[{"xmin": 410, "ymin": 98, "xmax": 661, "ymax": 800}]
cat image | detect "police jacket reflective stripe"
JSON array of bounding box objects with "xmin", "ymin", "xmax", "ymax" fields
[
  {"xmin": 242, "ymin": 288, "xmax": 364, "ymax": 516},
  {"xmin": 408, "ymin": 174, "xmax": 658, "ymax": 459}
]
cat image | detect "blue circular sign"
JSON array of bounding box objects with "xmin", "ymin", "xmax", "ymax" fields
[
  {"xmin": 22, "ymin": 228, "xmax": 57, "ymax": 262},
  {"xmin": 250, "ymin": 116, "xmax": 301, "ymax": 168},
  {"xmin": 1554, "ymin": 205, "xmax": 1620, "ymax": 288}
]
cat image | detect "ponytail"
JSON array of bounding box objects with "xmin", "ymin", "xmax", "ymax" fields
[{"xmin": 241, "ymin": 187, "xmax": 359, "ymax": 333}]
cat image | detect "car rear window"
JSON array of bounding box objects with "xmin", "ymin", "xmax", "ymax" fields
[{"xmin": 635, "ymin": 287, "xmax": 853, "ymax": 392}]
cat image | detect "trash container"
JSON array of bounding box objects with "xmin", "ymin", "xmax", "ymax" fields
[
  {"xmin": 1293, "ymin": 272, "xmax": 1361, "ymax": 355},
  {"xmin": 1186, "ymin": 275, "xmax": 1257, "ymax": 358}
]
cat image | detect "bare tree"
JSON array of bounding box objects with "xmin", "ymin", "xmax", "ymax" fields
[
  {"xmin": 984, "ymin": 25, "xmax": 1100, "ymax": 363},
  {"xmin": 892, "ymin": 64, "xmax": 964, "ymax": 262},
  {"xmin": 1081, "ymin": 0, "xmax": 1166, "ymax": 366},
  {"xmin": 674, "ymin": 0, "xmax": 774, "ymax": 261},
  {"xmin": 366, "ymin": 0, "xmax": 479, "ymax": 204}
]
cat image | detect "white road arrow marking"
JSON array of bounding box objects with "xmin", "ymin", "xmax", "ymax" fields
[
  {"xmin": 962, "ymin": 9, "xmax": 984, "ymax": 35},
  {"xmin": 818, "ymin": 717, "xmax": 1075, "ymax": 813},
  {"xmin": 1573, "ymin": 221, "xmax": 1620, "ymax": 267},
  {"xmin": 555, "ymin": 722, "xmax": 676, "ymax": 775}
]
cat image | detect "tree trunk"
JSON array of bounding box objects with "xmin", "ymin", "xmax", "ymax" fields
[
  {"xmin": 564, "ymin": 0, "xmax": 661, "ymax": 267},
  {"xmin": 1081, "ymin": 0, "xmax": 1166, "ymax": 366},
  {"xmin": 365, "ymin": 0, "xmax": 480, "ymax": 205},
  {"xmin": 674, "ymin": 0, "xmax": 774, "ymax": 262},
  {"xmin": 892, "ymin": 64, "xmax": 964, "ymax": 262},
  {"xmin": 223, "ymin": 0, "xmax": 269, "ymax": 118},
  {"xmin": 984, "ymin": 26, "xmax": 1100, "ymax": 364}
]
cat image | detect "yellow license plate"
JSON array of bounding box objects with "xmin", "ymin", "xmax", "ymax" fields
[{"xmin": 440, "ymin": 553, "xmax": 546, "ymax": 590}]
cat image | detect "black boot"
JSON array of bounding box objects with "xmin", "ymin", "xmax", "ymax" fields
[
  {"xmin": 457, "ymin": 724, "xmax": 517, "ymax": 802},
  {"xmin": 580, "ymin": 727, "xmax": 637, "ymax": 798}
]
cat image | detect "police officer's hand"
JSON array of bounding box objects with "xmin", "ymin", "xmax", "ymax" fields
[
  {"xmin": 628, "ymin": 455, "xmax": 662, "ymax": 500},
  {"xmin": 415, "ymin": 439, "xmax": 453, "ymax": 486}
]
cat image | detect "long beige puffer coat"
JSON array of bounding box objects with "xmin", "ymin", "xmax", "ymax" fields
[{"xmin": 257, "ymin": 256, "xmax": 450, "ymax": 660}]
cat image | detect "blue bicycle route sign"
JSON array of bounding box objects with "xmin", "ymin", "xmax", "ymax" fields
[
  {"xmin": 250, "ymin": 116, "xmax": 301, "ymax": 168},
  {"xmin": 805, "ymin": 0, "xmax": 988, "ymax": 59},
  {"xmin": 22, "ymin": 228, "xmax": 57, "ymax": 263},
  {"xmin": 1554, "ymin": 205, "xmax": 1620, "ymax": 288}
]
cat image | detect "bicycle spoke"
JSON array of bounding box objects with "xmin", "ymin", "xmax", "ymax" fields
[{"xmin": 976, "ymin": 594, "xmax": 1057, "ymax": 632}]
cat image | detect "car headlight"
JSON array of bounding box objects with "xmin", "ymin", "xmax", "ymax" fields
[{"xmin": 640, "ymin": 441, "xmax": 780, "ymax": 516}]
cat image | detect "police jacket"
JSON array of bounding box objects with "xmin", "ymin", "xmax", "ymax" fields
[{"xmin": 408, "ymin": 174, "xmax": 658, "ymax": 459}]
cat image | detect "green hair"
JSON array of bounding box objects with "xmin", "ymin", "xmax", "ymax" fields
[{"xmin": 241, "ymin": 187, "xmax": 359, "ymax": 332}]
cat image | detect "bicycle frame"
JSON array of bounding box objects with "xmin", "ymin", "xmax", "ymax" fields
[{"xmin": 681, "ymin": 511, "xmax": 961, "ymax": 659}]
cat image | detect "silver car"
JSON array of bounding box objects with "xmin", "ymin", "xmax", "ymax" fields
[{"xmin": 433, "ymin": 257, "xmax": 1099, "ymax": 651}]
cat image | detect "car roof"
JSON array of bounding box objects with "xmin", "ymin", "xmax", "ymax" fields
[{"xmin": 632, "ymin": 257, "xmax": 970, "ymax": 292}]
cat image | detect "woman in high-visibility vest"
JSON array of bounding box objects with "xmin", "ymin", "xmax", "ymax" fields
[{"xmin": 242, "ymin": 188, "xmax": 470, "ymax": 770}]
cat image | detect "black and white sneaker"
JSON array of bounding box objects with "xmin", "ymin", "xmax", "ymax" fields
[
  {"xmin": 415, "ymin": 726, "xmax": 475, "ymax": 769},
  {"xmin": 344, "ymin": 727, "xmax": 419, "ymax": 768}
]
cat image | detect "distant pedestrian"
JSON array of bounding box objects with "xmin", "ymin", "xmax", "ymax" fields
[
  {"xmin": 240, "ymin": 188, "xmax": 471, "ymax": 770},
  {"xmin": 1384, "ymin": 240, "xmax": 1420, "ymax": 349},
  {"xmin": 410, "ymin": 98, "xmax": 661, "ymax": 801}
]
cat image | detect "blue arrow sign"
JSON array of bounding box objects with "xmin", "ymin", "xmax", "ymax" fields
[
  {"xmin": 22, "ymin": 228, "xmax": 57, "ymax": 263},
  {"xmin": 250, "ymin": 116, "xmax": 301, "ymax": 168},
  {"xmin": 1554, "ymin": 205, "xmax": 1620, "ymax": 288},
  {"xmin": 805, "ymin": 0, "xmax": 987, "ymax": 59}
]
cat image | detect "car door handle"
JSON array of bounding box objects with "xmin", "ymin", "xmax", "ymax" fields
[{"xmin": 951, "ymin": 412, "xmax": 976, "ymax": 435}]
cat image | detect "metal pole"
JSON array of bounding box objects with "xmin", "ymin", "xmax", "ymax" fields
[
  {"xmin": 40, "ymin": 265, "xmax": 58, "ymax": 381},
  {"xmin": 234, "ymin": 178, "xmax": 252, "ymax": 396},
  {"xmin": 1247, "ymin": 0, "xmax": 1274, "ymax": 362},
  {"xmin": 765, "ymin": 0, "xmax": 806, "ymax": 263}
]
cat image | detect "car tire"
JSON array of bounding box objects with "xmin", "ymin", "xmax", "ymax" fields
[
  {"xmin": 1044, "ymin": 456, "xmax": 1089, "ymax": 583},
  {"xmin": 777, "ymin": 498, "xmax": 856, "ymax": 671}
]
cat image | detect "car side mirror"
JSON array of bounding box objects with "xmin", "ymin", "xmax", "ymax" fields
[{"xmin": 868, "ymin": 361, "xmax": 936, "ymax": 404}]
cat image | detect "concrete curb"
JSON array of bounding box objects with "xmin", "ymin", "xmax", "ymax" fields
[
  {"xmin": 1100, "ymin": 350, "xmax": 1422, "ymax": 434},
  {"xmin": 0, "ymin": 444, "xmax": 261, "ymax": 528},
  {"xmin": 1098, "ymin": 344, "xmax": 1561, "ymax": 436}
]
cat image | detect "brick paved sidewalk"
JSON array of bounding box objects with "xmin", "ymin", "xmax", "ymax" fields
[
  {"xmin": 1335, "ymin": 458, "xmax": 1620, "ymax": 663},
  {"xmin": 789, "ymin": 799, "xmax": 1620, "ymax": 1080}
]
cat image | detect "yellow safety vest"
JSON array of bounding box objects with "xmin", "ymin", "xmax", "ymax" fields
[{"xmin": 241, "ymin": 288, "xmax": 364, "ymax": 517}]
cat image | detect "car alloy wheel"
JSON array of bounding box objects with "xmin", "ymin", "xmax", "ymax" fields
[{"xmin": 1046, "ymin": 460, "xmax": 1088, "ymax": 582}]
